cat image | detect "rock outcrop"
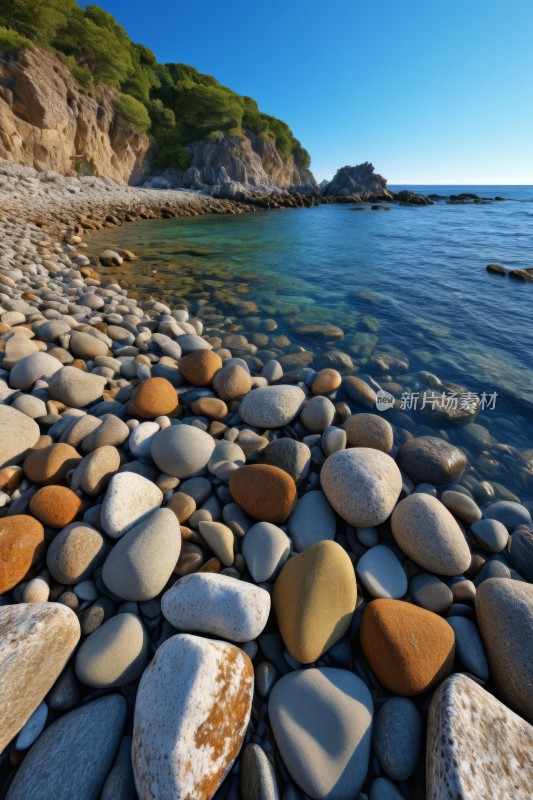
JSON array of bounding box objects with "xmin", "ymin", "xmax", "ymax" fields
[
  {"xmin": 0, "ymin": 48, "xmax": 150, "ymax": 184},
  {"xmin": 145, "ymin": 131, "xmax": 318, "ymax": 199},
  {"xmin": 321, "ymin": 162, "xmax": 391, "ymax": 200}
]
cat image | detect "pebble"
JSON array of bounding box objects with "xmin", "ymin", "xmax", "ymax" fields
[
  {"xmin": 372, "ymin": 697, "xmax": 421, "ymax": 781},
  {"xmin": 510, "ymin": 526, "xmax": 533, "ymax": 580},
  {"xmin": 162, "ymin": 572, "xmax": 270, "ymax": 641},
  {"xmin": 410, "ymin": 573, "xmax": 453, "ymax": 613},
  {"xmin": 397, "ymin": 436, "xmax": 467, "ymax": 485},
  {"xmin": 360, "ymin": 599, "xmax": 455, "ymax": 695},
  {"xmin": 8, "ymin": 351, "xmax": 62, "ymax": 390},
  {"xmin": 0, "ymin": 603, "xmax": 80, "ymax": 751},
  {"xmin": 23, "ymin": 443, "xmax": 81, "ymax": 485},
  {"xmin": 29, "ymin": 485, "xmax": 82, "ymax": 528},
  {"xmin": 344, "ymin": 376, "xmax": 377, "ymax": 408},
  {"xmin": 300, "ymin": 395, "xmax": 336, "ymax": 432},
  {"xmin": 100, "ymin": 471, "xmax": 163, "ymax": 538},
  {"xmin": 0, "ymin": 514, "xmax": 45, "ymax": 592},
  {"xmin": 75, "ymin": 612, "xmax": 150, "ymax": 688},
  {"xmin": 132, "ymin": 634, "xmax": 253, "ymax": 799},
  {"xmin": 179, "ymin": 349, "xmax": 222, "ymax": 386},
  {"xmin": 70, "ymin": 444, "xmax": 121, "ymax": 496},
  {"xmin": 476, "ymin": 577, "xmax": 533, "ymax": 722},
  {"xmin": 391, "ymin": 494, "xmax": 471, "ymax": 576},
  {"xmin": 269, "ymin": 667, "xmax": 373, "ymax": 799},
  {"xmin": 100, "ymin": 735, "xmax": 136, "ymax": 800},
  {"xmin": 81, "ymin": 414, "xmax": 130, "ymax": 451},
  {"xmin": 238, "ymin": 385, "xmax": 305, "ymax": 428},
  {"xmin": 229, "ymin": 464, "xmax": 297, "ymax": 523},
  {"xmin": 199, "ymin": 520, "xmax": 235, "ymax": 565},
  {"xmin": 287, "ymin": 490, "xmax": 336, "ymax": 551},
  {"xmin": 22, "ymin": 576, "xmax": 50, "ymax": 603},
  {"xmin": 321, "ymin": 447, "xmax": 402, "ymax": 526},
  {"xmin": 240, "ymin": 743, "xmax": 280, "ymax": 800},
  {"xmin": 342, "ymin": 413, "xmax": 393, "ymax": 453},
  {"xmin": 151, "ymin": 423, "xmax": 215, "ymax": 478},
  {"xmin": 46, "ymin": 522, "xmax": 108, "ymax": 584},
  {"xmin": 102, "ymin": 508, "xmax": 181, "ymax": 601},
  {"xmin": 213, "ymin": 362, "xmax": 252, "ymax": 401},
  {"xmin": 483, "ymin": 500, "xmax": 532, "ymax": 531},
  {"xmin": 130, "ymin": 377, "xmax": 179, "ymax": 418},
  {"xmin": 70, "ymin": 331, "xmax": 108, "ymax": 359},
  {"xmin": 241, "ymin": 521, "xmax": 290, "ymax": 582},
  {"xmin": 427, "ymin": 673, "xmax": 533, "ymax": 799},
  {"xmin": 15, "ymin": 701, "xmax": 48, "ymax": 751},
  {"xmin": 6, "ymin": 695, "xmax": 126, "ymax": 800},
  {"xmin": 47, "ymin": 366, "xmax": 106, "ymax": 408},
  {"xmin": 470, "ymin": 517, "xmax": 509, "ymax": 553},
  {"xmin": 273, "ymin": 540, "xmax": 357, "ymax": 663},
  {"xmin": 356, "ymin": 544, "xmax": 408, "ymax": 599},
  {"xmin": 441, "ymin": 489, "xmax": 481, "ymax": 524},
  {"xmin": 311, "ymin": 368, "xmax": 342, "ymax": 395},
  {"xmin": 447, "ymin": 616, "xmax": 489, "ymax": 680},
  {"xmin": 0, "ymin": 404, "xmax": 40, "ymax": 468},
  {"xmin": 263, "ymin": 438, "xmax": 311, "ymax": 485},
  {"xmin": 369, "ymin": 778, "xmax": 404, "ymax": 800}
]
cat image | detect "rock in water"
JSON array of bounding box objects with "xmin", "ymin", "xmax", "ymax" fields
[
  {"xmin": 0, "ymin": 603, "xmax": 80, "ymax": 750},
  {"xmin": 132, "ymin": 634, "xmax": 253, "ymax": 800},
  {"xmin": 6, "ymin": 695, "xmax": 126, "ymax": 800},
  {"xmin": 273, "ymin": 540, "xmax": 357, "ymax": 663},
  {"xmin": 269, "ymin": 667, "xmax": 373, "ymax": 799},
  {"xmin": 360, "ymin": 599, "xmax": 455, "ymax": 695},
  {"xmin": 476, "ymin": 577, "xmax": 533, "ymax": 723},
  {"xmin": 0, "ymin": 404, "xmax": 40, "ymax": 468},
  {"xmin": 427, "ymin": 673, "xmax": 533, "ymax": 799},
  {"xmin": 396, "ymin": 436, "xmax": 466, "ymax": 485},
  {"xmin": 321, "ymin": 448, "xmax": 402, "ymax": 527}
]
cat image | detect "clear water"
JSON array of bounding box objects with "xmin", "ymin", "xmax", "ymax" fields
[{"xmin": 86, "ymin": 186, "xmax": 533, "ymax": 503}]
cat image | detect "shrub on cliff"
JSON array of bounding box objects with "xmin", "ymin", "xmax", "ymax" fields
[
  {"xmin": 113, "ymin": 93, "xmax": 151, "ymax": 134},
  {"xmin": 0, "ymin": 24, "xmax": 31, "ymax": 52}
]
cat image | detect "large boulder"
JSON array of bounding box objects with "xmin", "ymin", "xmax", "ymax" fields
[{"xmin": 321, "ymin": 162, "xmax": 391, "ymax": 199}]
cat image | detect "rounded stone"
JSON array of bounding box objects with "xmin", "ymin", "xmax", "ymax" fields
[
  {"xmin": 23, "ymin": 577, "xmax": 50, "ymax": 603},
  {"xmin": 8, "ymin": 352, "xmax": 62, "ymax": 391},
  {"xmin": 213, "ymin": 363, "xmax": 252, "ymax": 401},
  {"xmin": 391, "ymin": 494, "xmax": 471, "ymax": 576},
  {"xmin": 151, "ymin": 424, "xmax": 216, "ymax": 479},
  {"xmin": 46, "ymin": 522, "xmax": 108, "ymax": 585},
  {"xmin": 229, "ymin": 464, "xmax": 297, "ymax": 524},
  {"xmin": 300, "ymin": 396, "xmax": 336, "ymax": 433},
  {"xmin": 287, "ymin": 490, "xmax": 336, "ymax": 552},
  {"xmin": 360, "ymin": 599, "xmax": 455, "ymax": 696},
  {"xmin": 162, "ymin": 572, "xmax": 270, "ymax": 641},
  {"xmin": 132, "ymin": 634, "xmax": 253, "ymax": 800},
  {"xmin": 242, "ymin": 521, "xmax": 291, "ymax": 582},
  {"xmin": 238, "ymin": 385, "xmax": 306, "ymax": 429},
  {"xmin": 240, "ymin": 743, "xmax": 279, "ymax": 800},
  {"xmin": 410, "ymin": 573, "xmax": 453, "ymax": 613},
  {"xmin": 273, "ymin": 540, "xmax": 357, "ymax": 663},
  {"xmin": 166, "ymin": 492, "xmax": 196, "ymax": 523},
  {"xmin": 190, "ymin": 397, "xmax": 228, "ymax": 420},
  {"xmin": 0, "ymin": 404, "xmax": 40, "ymax": 468},
  {"xmin": 471, "ymin": 518, "xmax": 509, "ymax": 553},
  {"xmin": 263, "ymin": 438, "xmax": 311, "ymax": 485},
  {"xmin": 70, "ymin": 445, "xmax": 121, "ymax": 497},
  {"xmin": 23, "ymin": 443, "xmax": 81, "ymax": 486},
  {"xmin": 130, "ymin": 377, "xmax": 178, "ymax": 419},
  {"xmin": 269, "ymin": 667, "xmax": 373, "ymax": 800},
  {"xmin": 476, "ymin": 578, "xmax": 533, "ymax": 723},
  {"xmin": 356, "ymin": 545, "xmax": 408, "ymax": 599},
  {"xmin": 372, "ymin": 697, "xmax": 421, "ymax": 781},
  {"xmin": 198, "ymin": 520, "xmax": 235, "ymax": 566},
  {"xmin": 321, "ymin": 447, "xmax": 402, "ymax": 527},
  {"xmin": 100, "ymin": 472, "xmax": 163, "ymax": 538},
  {"xmin": 447, "ymin": 616, "xmax": 489, "ymax": 681},
  {"xmin": 441, "ymin": 490, "xmax": 481, "ymax": 525},
  {"xmin": 179, "ymin": 349, "xmax": 223, "ymax": 386},
  {"xmin": 128, "ymin": 421, "xmax": 160, "ymax": 459},
  {"xmin": 342, "ymin": 413, "xmax": 393, "ymax": 453},
  {"xmin": 344, "ymin": 375, "xmax": 377, "ymax": 408},
  {"xmin": 75, "ymin": 613, "xmax": 150, "ymax": 688},
  {"xmin": 47, "ymin": 366, "xmax": 106, "ymax": 409},
  {"xmin": 0, "ymin": 603, "xmax": 80, "ymax": 752},
  {"xmin": 0, "ymin": 515, "xmax": 45, "ymax": 593},
  {"xmin": 397, "ymin": 436, "xmax": 467, "ymax": 485},
  {"xmin": 29, "ymin": 486, "xmax": 82, "ymax": 529},
  {"xmin": 102, "ymin": 508, "xmax": 181, "ymax": 601},
  {"xmin": 70, "ymin": 332, "xmax": 108, "ymax": 360},
  {"xmin": 510, "ymin": 527, "xmax": 533, "ymax": 581},
  {"xmin": 482, "ymin": 500, "xmax": 532, "ymax": 531},
  {"xmin": 311, "ymin": 368, "xmax": 342, "ymax": 395}
]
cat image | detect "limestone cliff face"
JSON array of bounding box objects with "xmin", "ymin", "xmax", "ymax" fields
[
  {"xmin": 146, "ymin": 131, "xmax": 319, "ymax": 198},
  {"xmin": 321, "ymin": 162, "xmax": 392, "ymax": 200},
  {"xmin": 0, "ymin": 48, "xmax": 150, "ymax": 184}
]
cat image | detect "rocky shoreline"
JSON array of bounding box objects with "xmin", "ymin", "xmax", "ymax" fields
[{"xmin": 1, "ymin": 156, "xmax": 533, "ymax": 800}]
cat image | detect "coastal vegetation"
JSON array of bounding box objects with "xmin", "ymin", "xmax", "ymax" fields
[{"xmin": 0, "ymin": 0, "xmax": 310, "ymax": 171}]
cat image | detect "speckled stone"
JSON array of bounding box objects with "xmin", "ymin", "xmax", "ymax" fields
[
  {"xmin": 476, "ymin": 578, "xmax": 533, "ymax": 723},
  {"xmin": 441, "ymin": 490, "xmax": 481, "ymax": 525},
  {"xmin": 100, "ymin": 472, "xmax": 163, "ymax": 538},
  {"xmin": 132, "ymin": 634, "xmax": 253, "ymax": 800},
  {"xmin": 269, "ymin": 667, "xmax": 373, "ymax": 800},
  {"xmin": 130, "ymin": 377, "xmax": 179, "ymax": 418},
  {"xmin": 263, "ymin": 438, "xmax": 311, "ymax": 485},
  {"xmin": 70, "ymin": 445, "xmax": 121, "ymax": 497},
  {"xmin": 213, "ymin": 363, "xmax": 252, "ymax": 401},
  {"xmin": 162, "ymin": 573, "xmax": 270, "ymax": 641},
  {"xmin": 344, "ymin": 376, "xmax": 377, "ymax": 408},
  {"xmin": 0, "ymin": 603, "xmax": 80, "ymax": 751},
  {"xmin": 372, "ymin": 697, "xmax": 421, "ymax": 781},
  {"xmin": 273, "ymin": 540, "xmax": 357, "ymax": 663},
  {"xmin": 46, "ymin": 522, "xmax": 108, "ymax": 584},
  {"xmin": 151, "ymin": 424, "xmax": 215, "ymax": 478},
  {"xmin": 360, "ymin": 599, "xmax": 455, "ymax": 696},
  {"xmin": 75, "ymin": 613, "xmax": 150, "ymax": 688},
  {"xmin": 8, "ymin": 351, "xmax": 62, "ymax": 391},
  {"xmin": 391, "ymin": 494, "xmax": 471, "ymax": 576},
  {"xmin": 0, "ymin": 404, "xmax": 40, "ymax": 468},
  {"xmin": 397, "ymin": 436, "xmax": 467, "ymax": 485},
  {"xmin": 427, "ymin": 673, "xmax": 533, "ymax": 800},
  {"xmin": 29, "ymin": 486, "xmax": 82, "ymax": 529},
  {"xmin": 238, "ymin": 385, "xmax": 305, "ymax": 429},
  {"xmin": 321, "ymin": 448, "xmax": 402, "ymax": 527},
  {"xmin": 229, "ymin": 464, "xmax": 297, "ymax": 524},
  {"xmin": 342, "ymin": 413, "xmax": 393, "ymax": 453},
  {"xmin": 6, "ymin": 695, "xmax": 126, "ymax": 800}
]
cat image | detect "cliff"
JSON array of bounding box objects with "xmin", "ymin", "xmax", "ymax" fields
[
  {"xmin": 0, "ymin": 48, "xmax": 150, "ymax": 183},
  {"xmin": 145, "ymin": 131, "xmax": 318, "ymax": 198},
  {"xmin": 321, "ymin": 162, "xmax": 392, "ymax": 200}
]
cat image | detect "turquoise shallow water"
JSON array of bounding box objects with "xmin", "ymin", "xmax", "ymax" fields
[{"xmin": 86, "ymin": 186, "xmax": 533, "ymax": 502}]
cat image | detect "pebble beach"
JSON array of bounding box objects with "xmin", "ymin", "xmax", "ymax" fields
[{"xmin": 1, "ymin": 157, "xmax": 533, "ymax": 800}]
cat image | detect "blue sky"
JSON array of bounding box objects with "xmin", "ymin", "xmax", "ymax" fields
[{"xmin": 83, "ymin": 0, "xmax": 533, "ymax": 183}]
